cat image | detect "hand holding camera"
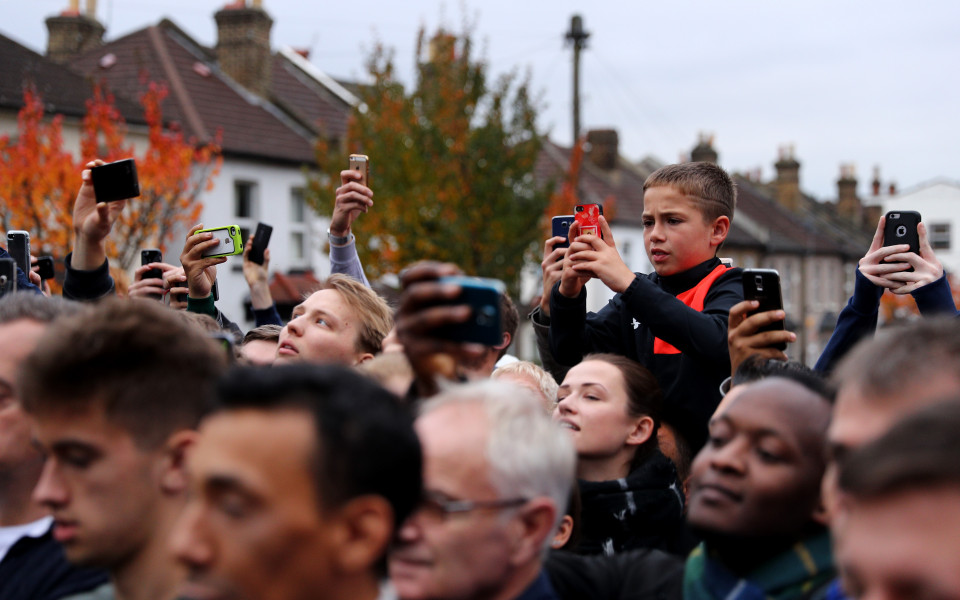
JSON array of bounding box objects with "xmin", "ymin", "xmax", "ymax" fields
[
  {"xmin": 396, "ymin": 261, "xmax": 494, "ymax": 396},
  {"xmin": 72, "ymin": 159, "xmax": 134, "ymax": 270},
  {"xmin": 180, "ymin": 223, "xmax": 230, "ymax": 300},
  {"xmin": 243, "ymin": 231, "xmax": 273, "ymax": 310},
  {"xmin": 860, "ymin": 214, "xmax": 942, "ymax": 294},
  {"xmin": 540, "ymin": 236, "xmax": 568, "ymax": 316},
  {"xmin": 331, "ymin": 165, "xmax": 374, "ymax": 239},
  {"xmin": 128, "ymin": 260, "xmax": 177, "ymax": 301}
]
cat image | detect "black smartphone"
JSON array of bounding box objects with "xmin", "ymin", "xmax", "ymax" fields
[
  {"xmin": 883, "ymin": 211, "xmax": 921, "ymax": 272},
  {"xmin": 171, "ymin": 276, "xmax": 189, "ymax": 304},
  {"xmin": 0, "ymin": 258, "xmax": 16, "ymax": 296},
  {"xmin": 6, "ymin": 230, "xmax": 30, "ymax": 275},
  {"xmin": 91, "ymin": 158, "xmax": 140, "ymax": 203},
  {"xmin": 212, "ymin": 280, "xmax": 219, "ymax": 302},
  {"xmin": 434, "ymin": 276, "xmax": 505, "ymax": 346},
  {"xmin": 36, "ymin": 256, "xmax": 56, "ymax": 281},
  {"xmin": 552, "ymin": 215, "xmax": 575, "ymax": 250},
  {"xmin": 248, "ymin": 222, "xmax": 273, "ymax": 265},
  {"xmin": 140, "ymin": 249, "xmax": 163, "ymax": 301},
  {"xmin": 141, "ymin": 249, "xmax": 163, "ymax": 279},
  {"xmin": 742, "ymin": 268, "xmax": 786, "ymax": 352}
]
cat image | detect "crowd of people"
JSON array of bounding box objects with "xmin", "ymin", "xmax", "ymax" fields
[{"xmin": 0, "ymin": 156, "xmax": 958, "ymax": 600}]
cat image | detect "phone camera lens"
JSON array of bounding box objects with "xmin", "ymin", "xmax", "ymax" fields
[{"xmin": 230, "ymin": 227, "xmax": 236, "ymax": 235}]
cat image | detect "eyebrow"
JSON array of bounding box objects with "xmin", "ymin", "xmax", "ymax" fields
[
  {"xmin": 558, "ymin": 382, "xmax": 608, "ymax": 392},
  {"xmin": 708, "ymin": 416, "xmax": 790, "ymax": 442},
  {"xmin": 49, "ymin": 439, "xmax": 102, "ymax": 457}
]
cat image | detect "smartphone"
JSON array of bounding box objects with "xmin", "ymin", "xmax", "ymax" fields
[
  {"xmin": 6, "ymin": 230, "xmax": 30, "ymax": 275},
  {"xmin": 349, "ymin": 154, "xmax": 369, "ymax": 187},
  {"xmin": 883, "ymin": 211, "xmax": 921, "ymax": 272},
  {"xmin": 196, "ymin": 225, "xmax": 244, "ymax": 258},
  {"xmin": 212, "ymin": 280, "xmax": 220, "ymax": 302},
  {"xmin": 742, "ymin": 268, "xmax": 786, "ymax": 351},
  {"xmin": 574, "ymin": 204, "xmax": 603, "ymax": 238},
  {"xmin": 141, "ymin": 249, "xmax": 163, "ymax": 279},
  {"xmin": 0, "ymin": 258, "xmax": 16, "ymax": 296},
  {"xmin": 170, "ymin": 277, "xmax": 189, "ymax": 304},
  {"xmin": 248, "ymin": 222, "xmax": 273, "ymax": 265},
  {"xmin": 36, "ymin": 256, "xmax": 56, "ymax": 281},
  {"xmin": 434, "ymin": 276, "xmax": 505, "ymax": 346},
  {"xmin": 552, "ymin": 215, "xmax": 575, "ymax": 249},
  {"xmin": 90, "ymin": 158, "xmax": 140, "ymax": 203}
]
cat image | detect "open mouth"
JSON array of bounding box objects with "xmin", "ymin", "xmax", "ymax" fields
[
  {"xmin": 277, "ymin": 341, "xmax": 298, "ymax": 356},
  {"xmin": 557, "ymin": 420, "xmax": 580, "ymax": 432}
]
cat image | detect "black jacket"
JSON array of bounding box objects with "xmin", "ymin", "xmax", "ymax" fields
[
  {"xmin": 550, "ymin": 258, "xmax": 742, "ymax": 451},
  {"xmin": 0, "ymin": 527, "xmax": 107, "ymax": 600},
  {"xmin": 545, "ymin": 547, "xmax": 683, "ymax": 600}
]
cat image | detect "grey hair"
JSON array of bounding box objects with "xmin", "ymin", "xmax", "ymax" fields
[
  {"xmin": 0, "ymin": 293, "xmax": 82, "ymax": 325},
  {"xmin": 421, "ymin": 380, "xmax": 576, "ymax": 552},
  {"xmin": 491, "ymin": 361, "xmax": 560, "ymax": 410}
]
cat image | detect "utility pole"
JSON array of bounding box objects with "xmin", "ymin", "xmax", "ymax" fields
[{"xmin": 565, "ymin": 15, "xmax": 589, "ymax": 146}]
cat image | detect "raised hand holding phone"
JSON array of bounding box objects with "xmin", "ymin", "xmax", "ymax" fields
[
  {"xmin": 331, "ymin": 164, "xmax": 374, "ymax": 239},
  {"xmin": 72, "ymin": 160, "xmax": 128, "ymax": 270},
  {"xmin": 566, "ymin": 216, "xmax": 636, "ymax": 294},
  {"xmin": 180, "ymin": 223, "xmax": 228, "ymax": 299}
]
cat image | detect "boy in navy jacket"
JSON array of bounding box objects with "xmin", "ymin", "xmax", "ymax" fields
[{"xmin": 549, "ymin": 162, "xmax": 742, "ymax": 452}]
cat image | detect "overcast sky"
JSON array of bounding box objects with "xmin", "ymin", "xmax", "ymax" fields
[{"xmin": 4, "ymin": 0, "xmax": 959, "ymax": 199}]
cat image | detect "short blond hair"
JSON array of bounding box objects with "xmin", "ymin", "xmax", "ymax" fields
[{"xmin": 316, "ymin": 274, "xmax": 393, "ymax": 355}]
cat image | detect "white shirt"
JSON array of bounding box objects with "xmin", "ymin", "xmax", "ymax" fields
[{"xmin": 0, "ymin": 515, "xmax": 53, "ymax": 563}]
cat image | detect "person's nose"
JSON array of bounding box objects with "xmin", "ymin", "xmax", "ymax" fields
[
  {"xmin": 32, "ymin": 459, "xmax": 69, "ymax": 510},
  {"xmin": 169, "ymin": 501, "xmax": 215, "ymax": 569}
]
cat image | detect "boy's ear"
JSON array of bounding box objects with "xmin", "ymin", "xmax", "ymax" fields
[{"xmin": 709, "ymin": 216, "xmax": 730, "ymax": 248}]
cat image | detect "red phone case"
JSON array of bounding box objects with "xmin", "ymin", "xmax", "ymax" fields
[{"xmin": 575, "ymin": 204, "xmax": 602, "ymax": 237}]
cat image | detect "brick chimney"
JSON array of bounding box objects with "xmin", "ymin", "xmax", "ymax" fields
[
  {"xmin": 215, "ymin": 1, "xmax": 273, "ymax": 97},
  {"xmin": 837, "ymin": 164, "xmax": 862, "ymax": 226},
  {"xmin": 774, "ymin": 145, "xmax": 802, "ymax": 212},
  {"xmin": 690, "ymin": 132, "xmax": 718, "ymax": 164},
  {"xmin": 586, "ymin": 129, "xmax": 618, "ymax": 170},
  {"xmin": 871, "ymin": 165, "xmax": 881, "ymax": 196},
  {"xmin": 46, "ymin": 0, "xmax": 105, "ymax": 63}
]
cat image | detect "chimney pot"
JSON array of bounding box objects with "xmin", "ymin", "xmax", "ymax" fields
[
  {"xmin": 586, "ymin": 129, "xmax": 619, "ymax": 170},
  {"xmin": 774, "ymin": 145, "xmax": 802, "ymax": 211},
  {"xmin": 690, "ymin": 132, "xmax": 718, "ymax": 164},
  {"xmin": 46, "ymin": 10, "xmax": 105, "ymax": 63},
  {"xmin": 215, "ymin": 3, "xmax": 273, "ymax": 96}
]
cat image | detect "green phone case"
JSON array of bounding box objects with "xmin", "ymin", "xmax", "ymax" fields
[{"xmin": 196, "ymin": 225, "xmax": 244, "ymax": 258}]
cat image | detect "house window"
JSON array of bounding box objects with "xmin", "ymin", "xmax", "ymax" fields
[
  {"xmin": 291, "ymin": 231, "xmax": 305, "ymax": 261},
  {"xmin": 290, "ymin": 187, "xmax": 306, "ymax": 223},
  {"xmin": 930, "ymin": 223, "xmax": 951, "ymax": 250},
  {"xmin": 235, "ymin": 181, "xmax": 257, "ymax": 219}
]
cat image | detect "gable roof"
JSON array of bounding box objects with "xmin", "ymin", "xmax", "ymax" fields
[
  {"xmin": 0, "ymin": 31, "xmax": 142, "ymax": 121},
  {"xmin": 68, "ymin": 19, "xmax": 321, "ymax": 165},
  {"xmin": 732, "ymin": 176, "xmax": 869, "ymax": 258},
  {"xmin": 535, "ymin": 138, "xmax": 655, "ymax": 226}
]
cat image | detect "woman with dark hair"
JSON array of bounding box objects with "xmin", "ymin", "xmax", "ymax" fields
[{"xmin": 554, "ymin": 353, "xmax": 686, "ymax": 556}]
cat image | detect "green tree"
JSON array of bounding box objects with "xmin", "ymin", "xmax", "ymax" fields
[{"xmin": 309, "ymin": 28, "xmax": 550, "ymax": 293}]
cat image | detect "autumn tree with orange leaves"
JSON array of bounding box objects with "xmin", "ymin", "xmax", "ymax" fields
[
  {"xmin": 310, "ymin": 28, "xmax": 550, "ymax": 293},
  {"xmin": 0, "ymin": 83, "xmax": 220, "ymax": 274}
]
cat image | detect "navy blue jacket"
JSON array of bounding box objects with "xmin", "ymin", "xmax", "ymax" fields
[{"xmin": 0, "ymin": 527, "xmax": 107, "ymax": 600}]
